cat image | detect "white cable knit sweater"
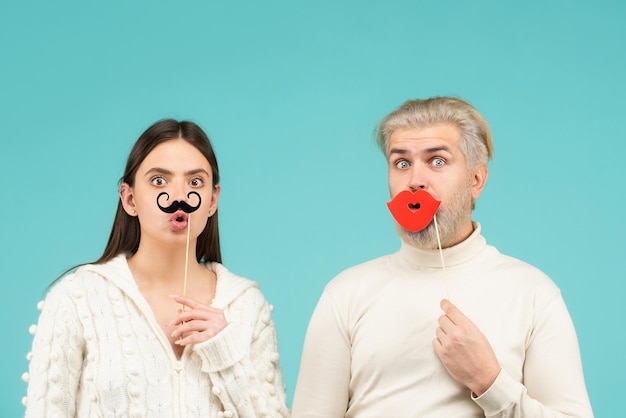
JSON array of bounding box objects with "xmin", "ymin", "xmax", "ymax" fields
[{"xmin": 23, "ymin": 255, "xmax": 289, "ymax": 418}]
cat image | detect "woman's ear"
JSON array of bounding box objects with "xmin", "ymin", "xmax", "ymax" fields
[
  {"xmin": 119, "ymin": 183, "xmax": 137, "ymax": 216},
  {"xmin": 208, "ymin": 184, "xmax": 221, "ymax": 216}
]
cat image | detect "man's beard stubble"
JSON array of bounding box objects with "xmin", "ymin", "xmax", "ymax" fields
[{"xmin": 396, "ymin": 177, "xmax": 473, "ymax": 250}]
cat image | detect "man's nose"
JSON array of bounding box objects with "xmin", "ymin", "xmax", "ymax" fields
[{"xmin": 408, "ymin": 166, "xmax": 426, "ymax": 192}]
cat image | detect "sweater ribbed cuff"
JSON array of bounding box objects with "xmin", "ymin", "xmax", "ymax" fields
[
  {"xmin": 194, "ymin": 324, "xmax": 247, "ymax": 373},
  {"xmin": 472, "ymin": 369, "xmax": 524, "ymax": 415}
]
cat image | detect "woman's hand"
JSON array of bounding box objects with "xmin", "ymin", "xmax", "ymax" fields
[{"xmin": 169, "ymin": 294, "xmax": 228, "ymax": 346}]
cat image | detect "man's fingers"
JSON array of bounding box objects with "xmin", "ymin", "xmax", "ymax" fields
[
  {"xmin": 440, "ymin": 298, "xmax": 469, "ymax": 325},
  {"xmin": 438, "ymin": 314, "xmax": 455, "ymax": 331},
  {"xmin": 435, "ymin": 326, "xmax": 447, "ymax": 343}
]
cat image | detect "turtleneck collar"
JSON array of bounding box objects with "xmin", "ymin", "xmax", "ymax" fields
[{"xmin": 394, "ymin": 222, "xmax": 486, "ymax": 269}]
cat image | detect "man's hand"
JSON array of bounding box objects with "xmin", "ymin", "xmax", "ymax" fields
[{"xmin": 432, "ymin": 299, "xmax": 501, "ymax": 396}]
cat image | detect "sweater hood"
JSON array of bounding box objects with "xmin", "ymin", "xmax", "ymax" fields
[{"xmin": 80, "ymin": 255, "xmax": 258, "ymax": 309}]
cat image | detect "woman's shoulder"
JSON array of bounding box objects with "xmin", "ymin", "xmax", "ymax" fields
[
  {"xmin": 47, "ymin": 255, "xmax": 130, "ymax": 297},
  {"xmin": 208, "ymin": 262, "xmax": 269, "ymax": 308}
]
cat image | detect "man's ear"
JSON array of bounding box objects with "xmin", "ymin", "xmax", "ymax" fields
[
  {"xmin": 119, "ymin": 183, "xmax": 137, "ymax": 216},
  {"xmin": 470, "ymin": 163, "xmax": 488, "ymax": 201}
]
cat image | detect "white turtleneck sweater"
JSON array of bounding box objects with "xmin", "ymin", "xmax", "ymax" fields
[
  {"xmin": 23, "ymin": 255, "xmax": 289, "ymax": 418},
  {"xmin": 292, "ymin": 224, "xmax": 593, "ymax": 418}
]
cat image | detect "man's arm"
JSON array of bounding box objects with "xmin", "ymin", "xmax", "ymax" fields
[
  {"xmin": 292, "ymin": 289, "xmax": 351, "ymax": 418},
  {"xmin": 434, "ymin": 297, "xmax": 593, "ymax": 417}
]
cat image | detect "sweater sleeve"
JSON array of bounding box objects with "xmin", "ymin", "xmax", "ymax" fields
[
  {"xmin": 473, "ymin": 292, "xmax": 594, "ymax": 418},
  {"xmin": 24, "ymin": 280, "xmax": 85, "ymax": 417},
  {"xmin": 291, "ymin": 289, "xmax": 351, "ymax": 418},
  {"xmin": 192, "ymin": 288, "xmax": 289, "ymax": 418}
]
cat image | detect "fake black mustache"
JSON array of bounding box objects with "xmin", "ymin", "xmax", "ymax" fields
[{"xmin": 156, "ymin": 191, "xmax": 202, "ymax": 214}]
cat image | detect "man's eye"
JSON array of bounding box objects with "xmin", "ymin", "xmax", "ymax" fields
[
  {"xmin": 190, "ymin": 178, "xmax": 204, "ymax": 187},
  {"xmin": 431, "ymin": 157, "xmax": 446, "ymax": 167},
  {"xmin": 395, "ymin": 160, "xmax": 410, "ymax": 169},
  {"xmin": 151, "ymin": 176, "xmax": 166, "ymax": 186}
]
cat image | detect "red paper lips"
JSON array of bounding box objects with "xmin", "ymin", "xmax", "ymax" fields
[{"xmin": 387, "ymin": 190, "xmax": 441, "ymax": 232}]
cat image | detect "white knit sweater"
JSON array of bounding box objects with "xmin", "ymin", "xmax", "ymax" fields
[{"xmin": 23, "ymin": 255, "xmax": 289, "ymax": 418}]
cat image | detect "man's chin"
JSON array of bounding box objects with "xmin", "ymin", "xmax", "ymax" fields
[{"xmin": 396, "ymin": 225, "xmax": 440, "ymax": 250}]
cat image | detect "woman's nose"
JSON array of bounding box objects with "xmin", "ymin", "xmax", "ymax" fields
[{"xmin": 171, "ymin": 181, "xmax": 189, "ymax": 201}]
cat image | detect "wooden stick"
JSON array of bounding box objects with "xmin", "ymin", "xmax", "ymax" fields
[
  {"xmin": 182, "ymin": 213, "xmax": 191, "ymax": 310},
  {"xmin": 433, "ymin": 214, "xmax": 450, "ymax": 300}
]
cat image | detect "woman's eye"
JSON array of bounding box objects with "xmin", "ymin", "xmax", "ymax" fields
[
  {"xmin": 395, "ymin": 160, "xmax": 410, "ymax": 169},
  {"xmin": 151, "ymin": 176, "xmax": 167, "ymax": 186},
  {"xmin": 431, "ymin": 157, "xmax": 446, "ymax": 167},
  {"xmin": 190, "ymin": 178, "xmax": 204, "ymax": 187}
]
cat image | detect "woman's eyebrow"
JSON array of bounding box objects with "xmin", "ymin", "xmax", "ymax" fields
[
  {"xmin": 185, "ymin": 168, "xmax": 210, "ymax": 176},
  {"xmin": 143, "ymin": 167, "xmax": 209, "ymax": 176},
  {"xmin": 144, "ymin": 167, "xmax": 172, "ymax": 176}
]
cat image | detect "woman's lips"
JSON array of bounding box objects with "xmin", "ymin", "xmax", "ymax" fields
[{"xmin": 169, "ymin": 210, "xmax": 189, "ymax": 232}]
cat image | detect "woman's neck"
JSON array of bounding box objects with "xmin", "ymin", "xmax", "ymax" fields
[{"xmin": 128, "ymin": 241, "xmax": 201, "ymax": 288}]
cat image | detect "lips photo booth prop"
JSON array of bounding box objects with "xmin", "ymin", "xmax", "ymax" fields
[{"xmin": 387, "ymin": 190, "xmax": 441, "ymax": 232}]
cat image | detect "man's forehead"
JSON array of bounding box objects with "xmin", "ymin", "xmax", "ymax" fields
[
  {"xmin": 388, "ymin": 130, "xmax": 461, "ymax": 152},
  {"xmin": 389, "ymin": 124, "xmax": 461, "ymax": 141}
]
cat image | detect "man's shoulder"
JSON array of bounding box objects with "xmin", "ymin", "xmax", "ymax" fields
[
  {"xmin": 325, "ymin": 253, "xmax": 395, "ymax": 292},
  {"xmin": 483, "ymin": 244, "xmax": 559, "ymax": 290},
  {"xmin": 486, "ymin": 244, "xmax": 543, "ymax": 271}
]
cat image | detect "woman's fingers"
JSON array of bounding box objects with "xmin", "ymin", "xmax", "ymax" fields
[{"xmin": 167, "ymin": 295, "xmax": 228, "ymax": 345}]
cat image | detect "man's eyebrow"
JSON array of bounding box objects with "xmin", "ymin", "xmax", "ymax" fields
[
  {"xmin": 423, "ymin": 145, "xmax": 453, "ymax": 154},
  {"xmin": 388, "ymin": 148, "xmax": 408, "ymax": 156},
  {"xmin": 387, "ymin": 146, "xmax": 453, "ymax": 156}
]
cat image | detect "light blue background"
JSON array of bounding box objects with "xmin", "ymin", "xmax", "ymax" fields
[{"xmin": 2, "ymin": 1, "xmax": 624, "ymax": 416}]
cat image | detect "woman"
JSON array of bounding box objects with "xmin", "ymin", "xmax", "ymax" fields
[{"xmin": 23, "ymin": 120, "xmax": 289, "ymax": 417}]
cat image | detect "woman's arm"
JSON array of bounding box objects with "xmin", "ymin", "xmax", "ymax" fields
[
  {"xmin": 24, "ymin": 279, "xmax": 84, "ymax": 417},
  {"xmin": 190, "ymin": 288, "xmax": 289, "ymax": 417}
]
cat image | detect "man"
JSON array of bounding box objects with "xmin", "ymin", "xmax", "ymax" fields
[{"xmin": 291, "ymin": 97, "xmax": 593, "ymax": 417}]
